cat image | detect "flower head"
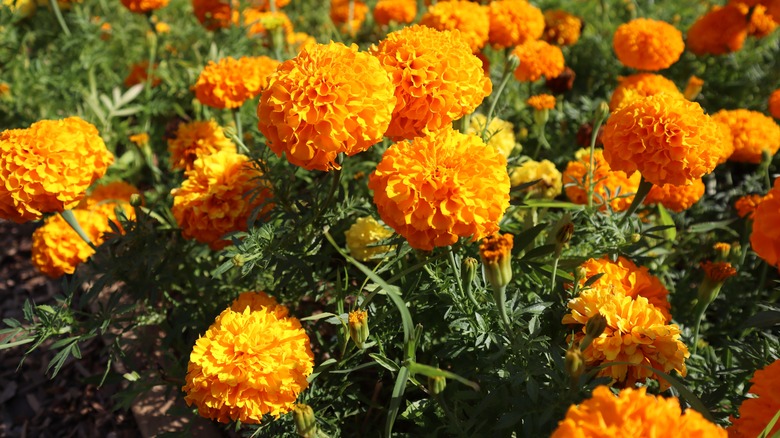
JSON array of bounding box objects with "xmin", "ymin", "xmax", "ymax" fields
[
  {"xmin": 687, "ymin": 5, "xmax": 749, "ymax": 55},
  {"xmin": 183, "ymin": 292, "xmax": 314, "ymax": 424},
  {"xmin": 644, "ymin": 179, "xmax": 705, "ymax": 213},
  {"xmin": 543, "ymin": 10, "xmax": 582, "ymax": 46},
  {"xmin": 479, "ymin": 233, "xmax": 514, "ymax": 291},
  {"xmin": 120, "ymin": 0, "xmax": 167, "ymax": 13},
  {"xmin": 729, "ymin": 359, "xmax": 780, "ymax": 438},
  {"xmin": 194, "ymin": 56, "xmax": 280, "ymax": 110},
  {"xmin": 258, "ymin": 42, "xmax": 395, "ymax": 171},
  {"xmin": 373, "ymin": 0, "xmax": 416, "ymax": 26},
  {"xmin": 370, "ymin": 25, "xmax": 492, "ymax": 141},
  {"xmin": 167, "ymin": 120, "xmax": 235, "ymax": 171},
  {"xmin": 348, "ymin": 309, "xmax": 369, "ymax": 348},
  {"xmin": 286, "ymin": 32, "xmax": 317, "ymax": 53},
  {"xmin": 509, "ymin": 159, "xmax": 562, "ymax": 200},
  {"xmin": 420, "ymin": 1, "xmax": 489, "ymax": 53},
  {"xmin": 31, "ymin": 210, "xmax": 104, "ymax": 278},
  {"xmin": 613, "ymin": 18, "xmax": 684, "ymax": 71},
  {"xmin": 192, "ymin": 0, "xmax": 238, "ymax": 30},
  {"xmin": 563, "ymin": 148, "xmax": 641, "ymax": 212},
  {"xmin": 701, "ymin": 260, "xmax": 737, "ymax": 283},
  {"xmin": 750, "ymin": 178, "xmax": 780, "ymax": 270},
  {"xmin": 511, "ymin": 40, "xmax": 565, "ymax": 82},
  {"xmin": 711, "ymin": 109, "xmax": 780, "ymax": 164},
  {"xmin": 467, "ymin": 113, "xmax": 517, "ymax": 158},
  {"xmin": 129, "ymin": 133, "xmax": 149, "ymax": 147},
  {"xmin": 526, "ymin": 94, "xmax": 556, "ymax": 111},
  {"xmin": 735, "ymin": 194, "xmax": 765, "ymax": 219},
  {"xmin": 243, "ymin": 9, "xmax": 293, "ymax": 38},
  {"xmin": 330, "ymin": 0, "xmax": 368, "ymax": 35},
  {"xmin": 368, "ymin": 127, "xmax": 510, "ymax": 251},
  {"xmin": 770, "ymin": 89, "xmax": 780, "ymax": 119},
  {"xmin": 609, "ymin": 73, "xmax": 683, "ymax": 111},
  {"xmin": 171, "ymin": 150, "xmax": 273, "ymax": 250},
  {"xmin": 344, "ymin": 216, "xmax": 394, "ymax": 262},
  {"xmin": 0, "ymin": 118, "xmax": 113, "ymax": 223},
  {"xmin": 602, "ymin": 93, "xmax": 722, "ymax": 186},
  {"xmin": 552, "ymin": 386, "xmax": 726, "ymax": 437},
  {"xmin": 124, "ymin": 61, "xmax": 161, "ymax": 88},
  {"xmin": 487, "ymin": 0, "xmax": 545, "ymax": 49}
]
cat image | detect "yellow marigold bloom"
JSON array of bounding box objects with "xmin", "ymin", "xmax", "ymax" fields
[
  {"xmin": 344, "ymin": 216, "xmax": 394, "ymax": 262},
  {"xmin": 602, "ymin": 93, "xmax": 722, "ymax": 187},
  {"xmin": 368, "ymin": 127, "xmax": 510, "ymax": 251},
  {"xmin": 373, "ymin": 0, "xmax": 416, "ymax": 26},
  {"xmin": 420, "ymin": 1, "xmax": 489, "ymax": 53},
  {"xmin": 192, "ymin": 0, "xmax": 238, "ymax": 30},
  {"xmin": 750, "ymin": 178, "xmax": 780, "ymax": 269},
  {"xmin": 608, "ymin": 73, "xmax": 683, "ymax": 111},
  {"xmin": 713, "ymin": 242, "xmax": 732, "ymax": 255},
  {"xmin": 167, "ymin": 120, "xmax": 234, "ymax": 171},
  {"xmin": 183, "ymin": 292, "xmax": 314, "ymax": 424},
  {"xmin": 712, "ymin": 109, "xmax": 780, "ymax": 164},
  {"xmin": 154, "ymin": 21, "xmax": 170, "ymax": 34},
  {"xmin": 230, "ymin": 291, "xmax": 287, "ymax": 318},
  {"xmin": 576, "ymin": 255, "xmax": 671, "ymax": 322},
  {"xmin": 543, "ymin": 9, "xmax": 582, "ymax": 46},
  {"xmin": 120, "ymin": 0, "xmax": 167, "ymax": 13},
  {"xmin": 735, "ymin": 194, "xmax": 765, "ymax": 219},
  {"xmin": 511, "ymin": 40, "xmax": 565, "ymax": 82},
  {"xmin": 526, "ymin": 94, "xmax": 556, "ymax": 111},
  {"xmin": 509, "ymin": 159, "xmax": 562, "ymax": 200},
  {"xmin": 370, "ymin": 25, "xmax": 492, "ymax": 141},
  {"xmin": 563, "ymin": 148, "xmax": 641, "ymax": 212},
  {"xmin": 194, "ymin": 56, "xmax": 280, "ymax": 110},
  {"xmin": 487, "ymin": 0, "xmax": 545, "ymax": 49},
  {"xmin": 644, "ymin": 179, "xmax": 705, "ymax": 213},
  {"xmin": 0, "ymin": 118, "xmax": 113, "ymax": 223},
  {"xmin": 467, "ymin": 113, "xmax": 516, "ymax": 158},
  {"xmin": 562, "ymin": 287, "xmax": 689, "ymax": 389},
  {"xmin": 330, "ymin": 0, "xmax": 368, "ymax": 35},
  {"xmin": 770, "ymin": 89, "xmax": 780, "ymax": 119},
  {"xmin": 31, "ymin": 210, "xmax": 105, "ymax": 278},
  {"xmin": 253, "ymin": 0, "xmax": 289, "ymax": 10},
  {"xmin": 286, "ymin": 32, "xmax": 317, "ymax": 54},
  {"xmin": 613, "ymin": 18, "xmax": 684, "ymax": 71},
  {"xmin": 687, "ymin": 5, "xmax": 748, "ymax": 56},
  {"xmin": 124, "ymin": 61, "xmax": 161, "ymax": 88},
  {"xmin": 243, "ymin": 9, "xmax": 293, "ymax": 37},
  {"xmin": 729, "ymin": 359, "xmax": 780, "ymax": 438},
  {"xmin": 552, "ymin": 386, "xmax": 727, "ymax": 438},
  {"xmin": 128, "ymin": 133, "xmax": 149, "ymax": 147},
  {"xmin": 171, "ymin": 150, "xmax": 273, "ymax": 250},
  {"xmin": 258, "ymin": 42, "xmax": 395, "ymax": 171}
]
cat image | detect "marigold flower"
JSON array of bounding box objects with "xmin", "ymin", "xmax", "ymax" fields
[
  {"xmin": 552, "ymin": 386, "xmax": 726, "ymax": 437},
  {"xmin": 128, "ymin": 133, "xmax": 149, "ymax": 147},
  {"xmin": 167, "ymin": 120, "xmax": 235, "ymax": 171},
  {"xmin": 735, "ymin": 194, "xmax": 765, "ymax": 219},
  {"xmin": 348, "ymin": 309, "xmax": 369, "ymax": 348},
  {"xmin": 230, "ymin": 290, "xmax": 287, "ymax": 317},
  {"xmin": 287, "ymin": 32, "xmax": 317, "ymax": 53},
  {"xmin": 576, "ymin": 255, "xmax": 671, "ymax": 322},
  {"xmin": 608, "ymin": 73, "xmax": 683, "ymax": 111},
  {"xmin": 194, "ymin": 56, "xmax": 279, "ymax": 110},
  {"xmin": 511, "ymin": 40, "xmax": 565, "ymax": 82},
  {"xmin": 509, "ymin": 159, "xmax": 562, "ymax": 200},
  {"xmin": 31, "ymin": 210, "xmax": 106, "ymax": 278},
  {"xmin": 687, "ymin": 5, "xmax": 748, "ymax": 56},
  {"xmin": 770, "ymin": 89, "xmax": 780, "ymax": 119},
  {"xmin": 243, "ymin": 9, "xmax": 293, "ymax": 37},
  {"xmin": 171, "ymin": 150, "xmax": 273, "ymax": 250},
  {"xmin": 563, "ymin": 148, "xmax": 641, "ymax": 212},
  {"xmin": 712, "ymin": 109, "xmax": 780, "ymax": 164},
  {"xmin": 344, "ymin": 216, "xmax": 394, "ymax": 262},
  {"xmin": 253, "ymin": 0, "xmax": 289, "ymax": 10},
  {"xmin": 602, "ymin": 93, "xmax": 723, "ymax": 186},
  {"xmin": 613, "ymin": 18, "xmax": 684, "ymax": 71},
  {"xmin": 480, "ymin": 233, "xmax": 514, "ymax": 291},
  {"xmin": 543, "ymin": 9, "xmax": 582, "ymax": 46},
  {"xmin": 683, "ymin": 75, "xmax": 704, "ymax": 101},
  {"xmin": 368, "ymin": 127, "xmax": 510, "ymax": 251},
  {"xmin": 183, "ymin": 292, "xmax": 314, "ymax": 424},
  {"xmin": 80, "ymin": 181, "xmax": 140, "ymax": 210},
  {"xmin": 467, "ymin": 113, "xmax": 516, "ymax": 158},
  {"xmin": 120, "ymin": 0, "xmax": 167, "ymax": 13},
  {"xmin": 370, "ymin": 25, "xmax": 491, "ymax": 141},
  {"xmin": 729, "ymin": 359, "xmax": 780, "ymax": 438},
  {"xmin": 4, "ymin": 0, "xmax": 37, "ymax": 17},
  {"xmin": 714, "ymin": 120, "xmax": 736, "ymax": 164},
  {"xmin": 420, "ymin": 1, "xmax": 489, "ymax": 53},
  {"xmin": 487, "ymin": 0, "xmax": 545, "ymax": 49},
  {"xmin": 643, "ymin": 179, "xmax": 705, "ymax": 213},
  {"xmin": 258, "ymin": 42, "xmax": 395, "ymax": 171},
  {"xmin": 192, "ymin": 0, "xmax": 238, "ymax": 30},
  {"xmin": 750, "ymin": 178, "xmax": 780, "ymax": 269},
  {"xmin": 124, "ymin": 61, "xmax": 161, "ymax": 88},
  {"xmin": 743, "ymin": 3, "xmax": 779, "ymax": 37},
  {"xmin": 701, "ymin": 260, "xmax": 737, "ymax": 283},
  {"xmin": 562, "ymin": 287, "xmax": 689, "ymax": 389},
  {"xmin": 373, "ymin": 0, "xmax": 416, "ymax": 26},
  {"xmin": 0, "ymin": 118, "xmax": 113, "ymax": 223},
  {"xmin": 713, "ymin": 242, "xmax": 732, "ymax": 257},
  {"xmin": 330, "ymin": 0, "xmax": 368, "ymax": 35}
]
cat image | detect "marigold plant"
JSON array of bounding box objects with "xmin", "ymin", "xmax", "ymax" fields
[
  {"xmin": 608, "ymin": 73, "xmax": 683, "ymax": 111},
  {"xmin": 613, "ymin": 18, "xmax": 684, "ymax": 71},
  {"xmin": 543, "ymin": 9, "xmax": 582, "ymax": 46},
  {"xmin": 120, "ymin": 0, "xmax": 167, "ymax": 13},
  {"xmin": 193, "ymin": 56, "xmax": 280, "ymax": 110},
  {"xmin": 687, "ymin": 5, "xmax": 748, "ymax": 55},
  {"xmin": 729, "ymin": 359, "xmax": 780, "ymax": 438},
  {"xmin": 487, "ymin": 0, "xmax": 545, "ymax": 49},
  {"xmin": 509, "ymin": 159, "xmax": 563, "ymax": 200},
  {"xmin": 368, "ymin": 127, "xmax": 510, "ymax": 251},
  {"xmin": 512, "ymin": 40, "xmax": 565, "ymax": 82},
  {"xmin": 373, "ymin": 0, "xmax": 416, "ymax": 26},
  {"xmin": 563, "ymin": 148, "xmax": 641, "ymax": 212},
  {"xmin": 750, "ymin": 178, "xmax": 780, "ymax": 270},
  {"xmin": 344, "ymin": 216, "xmax": 394, "ymax": 262},
  {"xmin": 167, "ymin": 120, "xmax": 235, "ymax": 171},
  {"xmin": 467, "ymin": 113, "xmax": 516, "ymax": 158},
  {"xmin": 711, "ymin": 109, "xmax": 780, "ymax": 164},
  {"xmin": 420, "ymin": 1, "xmax": 489, "ymax": 53},
  {"xmin": 258, "ymin": 42, "xmax": 395, "ymax": 171},
  {"xmin": 644, "ymin": 179, "xmax": 706, "ymax": 213}
]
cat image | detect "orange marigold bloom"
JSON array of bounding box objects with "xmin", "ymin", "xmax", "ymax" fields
[
  {"xmin": 31, "ymin": 209, "xmax": 106, "ymax": 278},
  {"xmin": 602, "ymin": 93, "xmax": 723, "ymax": 186},
  {"xmin": 543, "ymin": 9, "xmax": 582, "ymax": 46},
  {"xmin": 373, "ymin": 0, "xmax": 416, "ymax": 26},
  {"xmin": 124, "ymin": 61, "xmax": 161, "ymax": 88},
  {"xmin": 330, "ymin": 0, "xmax": 368, "ymax": 35},
  {"xmin": 0, "ymin": 82, "xmax": 9, "ymax": 97},
  {"xmin": 192, "ymin": 0, "xmax": 238, "ymax": 30},
  {"xmin": 770, "ymin": 89, "xmax": 780, "ymax": 119},
  {"xmin": 683, "ymin": 75, "xmax": 704, "ymax": 101},
  {"xmin": 687, "ymin": 5, "xmax": 748, "ymax": 56},
  {"xmin": 576, "ymin": 255, "xmax": 671, "ymax": 322},
  {"xmin": 252, "ymin": 0, "xmax": 289, "ymax": 11},
  {"xmin": 171, "ymin": 150, "xmax": 273, "ymax": 250},
  {"xmin": 735, "ymin": 194, "xmax": 765, "ymax": 219},
  {"xmin": 526, "ymin": 94, "xmax": 556, "ymax": 111},
  {"xmin": 713, "ymin": 120, "xmax": 736, "ymax": 165},
  {"xmin": 644, "ymin": 179, "xmax": 705, "ymax": 213},
  {"xmin": 479, "ymin": 233, "xmax": 514, "ymax": 264},
  {"xmin": 729, "ymin": 359, "xmax": 780, "ymax": 438},
  {"xmin": 750, "ymin": 178, "xmax": 780, "ymax": 269},
  {"xmin": 562, "ymin": 287, "xmax": 689, "ymax": 389},
  {"xmin": 552, "ymin": 386, "xmax": 727, "ymax": 438},
  {"xmin": 487, "ymin": 0, "xmax": 544, "ymax": 49},
  {"xmin": 243, "ymin": 9, "xmax": 293, "ymax": 38},
  {"xmin": 563, "ymin": 148, "xmax": 641, "ymax": 212},
  {"xmin": 732, "ymin": 1, "xmax": 779, "ymax": 37},
  {"xmin": 608, "ymin": 73, "xmax": 683, "ymax": 111},
  {"xmin": 194, "ymin": 56, "xmax": 280, "ymax": 110},
  {"xmin": 701, "ymin": 260, "xmax": 737, "ymax": 282},
  {"xmin": 286, "ymin": 32, "xmax": 317, "ymax": 54},
  {"xmin": 369, "ymin": 25, "xmax": 492, "ymax": 141},
  {"xmin": 167, "ymin": 120, "xmax": 235, "ymax": 171},
  {"xmin": 420, "ymin": 1, "xmax": 489, "ymax": 53},
  {"xmin": 0, "ymin": 118, "xmax": 113, "ymax": 223},
  {"xmin": 183, "ymin": 292, "xmax": 314, "ymax": 424},
  {"xmin": 258, "ymin": 42, "xmax": 395, "ymax": 171},
  {"xmin": 368, "ymin": 127, "xmax": 510, "ymax": 251},
  {"xmin": 712, "ymin": 109, "xmax": 780, "ymax": 164},
  {"xmin": 613, "ymin": 18, "xmax": 684, "ymax": 71},
  {"xmin": 511, "ymin": 40, "xmax": 565, "ymax": 82},
  {"xmin": 120, "ymin": 0, "xmax": 167, "ymax": 13}
]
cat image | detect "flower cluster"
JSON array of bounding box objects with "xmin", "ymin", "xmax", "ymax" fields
[
  {"xmin": 608, "ymin": 73, "xmax": 682, "ymax": 111},
  {"xmin": 644, "ymin": 179, "xmax": 706, "ymax": 213},
  {"xmin": 368, "ymin": 127, "xmax": 510, "ymax": 251},
  {"xmin": 345, "ymin": 216, "xmax": 394, "ymax": 262},
  {"xmin": 420, "ymin": 1, "xmax": 489, "ymax": 53},
  {"xmin": 542, "ymin": 10, "xmax": 582, "ymax": 46},
  {"xmin": 729, "ymin": 359, "xmax": 780, "ymax": 437},
  {"xmin": 750, "ymin": 178, "xmax": 780, "ymax": 270},
  {"xmin": 193, "ymin": 56, "xmax": 280, "ymax": 109},
  {"xmin": 613, "ymin": 18, "xmax": 684, "ymax": 71},
  {"xmin": 373, "ymin": 0, "xmax": 416, "ymax": 26},
  {"xmin": 183, "ymin": 292, "xmax": 314, "ymax": 424},
  {"xmin": 167, "ymin": 120, "xmax": 235, "ymax": 171},
  {"xmin": 509, "ymin": 159, "xmax": 563, "ymax": 200},
  {"xmin": 563, "ymin": 148, "xmax": 641, "ymax": 212},
  {"xmin": 258, "ymin": 42, "xmax": 395, "ymax": 171},
  {"xmin": 487, "ymin": 0, "xmax": 545, "ymax": 49},
  {"xmin": 467, "ymin": 113, "xmax": 517, "ymax": 158},
  {"xmin": 512, "ymin": 40, "xmax": 565, "ymax": 82},
  {"xmin": 711, "ymin": 109, "xmax": 780, "ymax": 164}
]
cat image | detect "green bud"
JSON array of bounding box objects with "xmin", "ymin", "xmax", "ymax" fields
[
  {"xmin": 565, "ymin": 347, "xmax": 585, "ymax": 382},
  {"xmin": 348, "ymin": 309, "xmax": 370, "ymax": 349},
  {"xmin": 462, "ymin": 257, "xmax": 478, "ymax": 299},
  {"xmin": 293, "ymin": 404, "xmax": 318, "ymax": 438},
  {"xmin": 428, "ymin": 375, "xmax": 447, "ymax": 396},
  {"xmin": 551, "ymin": 214, "xmax": 574, "ymax": 256},
  {"xmin": 595, "ymin": 101, "xmax": 610, "ymax": 124},
  {"xmin": 506, "ymin": 54, "xmax": 520, "ymax": 71},
  {"xmin": 129, "ymin": 193, "xmax": 143, "ymax": 207},
  {"xmin": 585, "ymin": 313, "xmax": 608, "ymax": 340},
  {"xmin": 232, "ymin": 254, "xmax": 245, "ymax": 268}
]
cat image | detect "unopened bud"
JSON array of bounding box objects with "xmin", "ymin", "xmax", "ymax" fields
[
  {"xmin": 552, "ymin": 214, "xmax": 574, "ymax": 256},
  {"xmin": 428, "ymin": 375, "xmax": 447, "ymax": 396},
  {"xmin": 506, "ymin": 54, "xmax": 520, "ymax": 72},
  {"xmin": 129, "ymin": 193, "xmax": 143, "ymax": 207},
  {"xmin": 585, "ymin": 313, "xmax": 608, "ymax": 340},
  {"xmin": 462, "ymin": 257, "xmax": 478, "ymax": 298},
  {"xmin": 565, "ymin": 347, "xmax": 585, "ymax": 382},
  {"xmin": 348, "ymin": 309, "xmax": 370, "ymax": 349},
  {"xmin": 479, "ymin": 233, "xmax": 514, "ymax": 293},
  {"xmin": 595, "ymin": 101, "xmax": 610, "ymax": 124},
  {"xmin": 231, "ymin": 254, "xmax": 245, "ymax": 268},
  {"xmin": 293, "ymin": 404, "xmax": 318, "ymax": 438},
  {"xmin": 574, "ymin": 266, "xmax": 588, "ymax": 283},
  {"xmin": 630, "ymin": 233, "xmax": 641, "ymax": 243},
  {"xmin": 533, "ymin": 107, "xmax": 550, "ymax": 126}
]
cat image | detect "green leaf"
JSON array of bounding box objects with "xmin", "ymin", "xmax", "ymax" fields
[
  {"xmin": 385, "ymin": 366, "xmax": 410, "ymax": 437},
  {"xmin": 583, "ymin": 273, "xmax": 605, "ymax": 288},
  {"xmin": 757, "ymin": 407, "xmax": 780, "ymax": 438},
  {"xmin": 657, "ymin": 204, "xmax": 677, "ymax": 241},
  {"xmin": 369, "ymin": 353, "xmax": 400, "ymax": 372},
  {"xmin": 688, "ymin": 219, "xmax": 738, "ymax": 236},
  {"xmin": 300, "ymin": 312, "xmax": 339, "ymax": 322},
  {"xmin": 740, "ymin": 310, "xmax": 780, "ymax": 329},
  {"xmin": 307, "ymin": 358, "xmax": 338, "ymax": 383},
  {"xmin": 407, "ymin": 361, "xmax": 480, "ymax": 391},
  {"xmin": 520, "ymin": 199, "xmax": 586, "ymax": 210},
  {"xmin": 521, "ymin": 244, "xmax": 557, "ymax": 260},
  {"xmin": 513, "ymin": 223, "xmax": 548, "ymax": 252}
]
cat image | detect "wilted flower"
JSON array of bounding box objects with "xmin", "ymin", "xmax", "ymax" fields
[
  {"xmin": 711, "ymin": 109, "xmax": 780, "ymax": 164},
  {"xmin": 467, "ymin": 113, "xmax": 516, "ymax": 158},
  {"xmin": 729, "ymin": 359, "xmax": 780, "ymax": 438},
  {"xmin": 373, "ymin": 0, "xmax": 416, "ymax": 26},
  {"xmin": 344, "ymin": 216, "xmax": 394, "ymax": 262},
  {"xmin": 608, "ymin": 73, "xmax": 683, "ymax": 111},
  {"xmin": 750, "ymin": 178, "xmax": 780, "ymax": 270},
  {"xmin": 420, "ymin": 1, "xmax": 489, "ymax": 53},
  {"xmin": 563, "ymin": 148, "xmax": 641, "ymax": 212},
  {"xmin": 486, "ymin": 0, "xmax": 545, "ymax": 49},
  {"xmin": 194, "ymin": 56, "xmax": 280, "ymax": 110},
  {"xmin": 643, "ymin": 179, "xmax": 706, "ymax": 213},
  {"xmin": 543, "ymin": 9, "xmax": 582, "ymax": 46},
  {"xmin": 167, "ymin": 120, "xmax": 235, "ymax": 171},
  {"xmin": 509, "ymin": 159, "xmax": 562, "ymax": 200},
  {"xmin": 613, "ymin": 18, "xmax": 684, "ymax": 71},
  {"xmin": 511, "ymin": 40, "xmax": 565, "ymax": 82}
]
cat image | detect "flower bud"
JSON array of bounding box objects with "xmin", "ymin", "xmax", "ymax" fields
[
  {"xmin": 293, "ymin": 404, "xmax": 318, "ymax": 438},
  {"xmin": 533, "ymin": 107, "xmax": 550, "ymax": 126},
  {"xmin": 479, "ymin": 233, "xmax": 514, "ymax": 293},
  {"xmin": 231, "ymin": 254, "xmax": 245, "ymax": 268},
  {"xmin": 565, "ymin": 347, "xmax": 585, "ymax": 381},
  {"xmin": 348, "ymin": 309, "xmax": 370, "ymax": 349},
  {"xmin": 595, "ymin": 101, "xmax": 610, "ymax": 124},
  {"xmin": 683, "ymin": 75, "xmax": 704, "ymax": 101},
  {"xmin": 506, "ymin": 54, "xmax": 520, "ymax": 71},
  {"xmin": 698, "ymin": 261, "xmax": 737, "ymax": 305},
  {"xmin": 428, "ymin": 375, "xmax": 447, "ymax": 396},
  {"xmin": 551, "ymin": 214, "xmax": 574, "ymax": 256},
  {"xmin": 584, "ymin": 313, "xmax": 608, "ymax": 340},
  {"xmin": 574, "ymin": 266, "xmax": 588, "ymax": 283},
  {"xmin": 129, "ymin": 193, "xmax": 143, "ymax": 207},
  {"xmin": 462, "ymin": 257, "xmax": 478, "ymax": 298},
  {"xmin": 713, "ymin": 242, "xmax": 731, "ymax": 260}
]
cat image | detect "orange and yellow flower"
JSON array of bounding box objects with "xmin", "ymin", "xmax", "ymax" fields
[
  {"xmin": 329, "ymin": 0, "xmax": 368, "ymax": 35},
  {"xmin": 687, "ymin": 5, "xmax": 749, "ymax": 56},
  {"xmin": 526, "ymin": 94, "xmax": 556, "ymax": 111},
  {"xmin": 563, "ymin": 148, "xmax": 641, "ymax": 212},
  {"xmin": 750, "ymin": 178, "xmax": 780, "ymax": 270},
  {"xmin": 729, "ymin": 359, "xmax": 780, "ymax": 438},
  {"xmin": 542, "ymin": 9, "xmax": 582, "ymax": 46},
  {"xmin": 609, "ymin": 73, "xmax": 683, "ymax": 111},
  {"xmin": 167, "ymin": 120, "xmax": 235, "ymax": 171},
  {"xmin": 487, "ymin": 0, "xmax": 545, "ymax": 49},
  {"xmin": 194, "ymin": 56, "xmax": 280, "ymax": 110},
  {"xmin": 613, "ymin": 18, "xmax": 684, "ymax": 71},
  {"xmin": 373, "ymin": 0, "xmax": 416, "ymax": 26},
  {"xmin": 124, "ymin": 61, "xmax": 161, "ymax": 88},
  {"xmin": 643, "ymin": 179, "xmax": 706, "ymax": 213},
  {"xmin": 712, "ymin": 109, "xmax": 780, "ymax": 164},
  {"xmin": 243, "ymin": 9, "xmax": 293, "ymax": 38},
  {"xmin": 467, "ymin": 113, "xmax": 517, "ymax": 158},
  {"xmin": 509, "ymin": 159, "xmax": 562, "ymax": 200},
  {"xmin": 511, "ymin": 40, "xmax": 565, "ymax": 82},
  {"xmin": 420, "ymin": 1, "xmax": 489, "ymax": 53},
  {"xmin": 31, "ymin": 209, "xmax": 105, "ymax": 278}
]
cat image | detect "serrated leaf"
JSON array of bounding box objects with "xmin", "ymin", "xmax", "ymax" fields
[
  {"xmin": 657, "ymin": 204, "xmax": 677, "ymax": 241},
  {"xmin": 369, "ymin": 353, "xmax": 400, "ymax": 372},
  {"xmin": 118, "ymin": 84, "xmax": 144, "ymax": 107}
]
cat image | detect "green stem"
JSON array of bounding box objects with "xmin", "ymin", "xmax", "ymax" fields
[
  {"xmin": 60, "ymin": 210, "xmax": 97, "ymax": 250},
  {"xmin": 48, "ymin": 0, "xmax": 72, "ymax": 36},
  {"xmin": 619, "ymin": 176, "xmax": 652, "ymax": 225},
  {"xmin": 143, "ymin": 27, "xmax": 158, "ymax": 133},
  {"xmin": 448, "ymin": 248, "xmax": 466, "ymax": 298},
  {"xmin": 691, "ymin": 300, "xmax": 708, "ymax": 355},
  {"xmin": 550, "ymin": 256, "xmax": 560, "ymax": 292},
  {"xmin": 233, "ymin": 108, "xmax": 243, "ymax": 143},
  {"xmin": 494, "ymin": 285, "xmax": 512, "ymax": 338},
  {"xmin": 586, "ymin": 114, "xmax": 607, "ymax": 209},
  {"xmin": 531, "ymin": 124, "xmax": 550, "ymax": 159},
  {"xmin": 482, "ymin": 62, "xmax": 514, "ymax": 139}
]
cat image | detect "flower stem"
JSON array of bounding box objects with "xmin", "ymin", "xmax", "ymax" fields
[
  {"xmin": 691, "ymin": 300, "xmax": 708, "ymax": 355},
  {"xmin": 233, "ymin": 108, "xmax": 243, "ymax": 143},
  {"xmin": 550, "ymin": 256, "xmax": 560, "ymax": 292},
  {"xmin": 482, "ymin": 61, "xmax": 514, "ymax": 139},
  {"xmin": 48, "ymin": 0, "xmax": 72, "ymax": 36},
  {"xmin": 586, "ymin": 111, "xmax": 608, "ymax": 209},
  {"xmin": 619, "ymin": 176, "xmax": 652, "ymax": 225}
]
